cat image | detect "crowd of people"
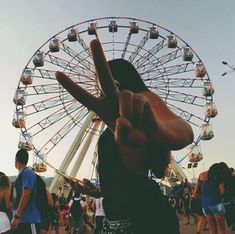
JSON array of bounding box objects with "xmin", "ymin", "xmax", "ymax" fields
[
  {"xmin": 169, "ymin": 162, "xmax": 235, "ymax": 234},
  {"xmin": 1, "ymin": 156, "xmax": 235, "ymax": 234}
]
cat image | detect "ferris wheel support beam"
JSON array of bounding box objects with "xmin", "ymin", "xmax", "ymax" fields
[
  {"xmin": 69, "ymin": 121, "xmax": 105, "ymax": 177},
  {"xmin": 49, "ymin": 111, "xmax": 96, "ymax": 193},
  {"xmin": 170, "ymin": 157, "xmax": 187, "ymax": 181}
]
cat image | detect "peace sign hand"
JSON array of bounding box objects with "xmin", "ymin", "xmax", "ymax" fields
[{"xmin": 56, "ymin": 39, "xmax": 193, "ymax": 150}]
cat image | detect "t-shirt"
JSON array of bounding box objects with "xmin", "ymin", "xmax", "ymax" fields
[
  {"xmin": 13, "ymin": 167, "xmax": 40, "ymax": 223},
  {"xmin": 95, "ymin": 198, "xmax": 105, "ymax": 217},
  {"xmin": 98, "ymin": 129, "xmax": 179, "ymax": 234}
]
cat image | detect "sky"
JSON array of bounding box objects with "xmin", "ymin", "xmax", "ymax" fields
[{"xmin": 1, "ymin": 0, "xmax": 235, "ymax": 182}]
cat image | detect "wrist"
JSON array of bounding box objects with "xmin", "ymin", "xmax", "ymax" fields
[{"xmin": 14, "ymin": 214, "xmax": 21, "ymax": 219}]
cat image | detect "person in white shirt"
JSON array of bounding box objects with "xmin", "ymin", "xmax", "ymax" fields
[{"xmin": 93, "ymin": 197, "xmax": 105, "ymax": 234}]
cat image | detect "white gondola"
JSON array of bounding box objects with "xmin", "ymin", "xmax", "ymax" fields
[
  {"xmin": 67, "ymin": 28, "xmax": 77, "ymax": 42},
  {"xmin": 200, "ymin": 123, "xmax": 214, "ymax": 140},
  {"xmin": 12, "ymin": 110, "xmax": 26, "ymax": 128},
  {"xmin": 21, "ymin": 69, "xmax": 33, "ymax": 85},
  {"xmin": 202, "ymin": 81, "xmax": 214, "ymax": 97},
  {"xmin": 189, "ymin": 145, "xmax": 203, "ymax": 163},
  {"xmin": 195, "ymin": 63, "xmax": 206, "ymax": 77},
  {"xmin": 88, "ymin": 22, "xmax": 97, "ymax": 35},
  {"xmin": 167, "ymin": 34, "xmax": 177, "ymax": 48},
  {"xmin": 182, "ymin": 47, "xmax": 193, "ymax": 61},
  {"xmin": 18, "ymin": 132, "xmax": 33, "ymax": 151},
  {"xmin": 149, "ymin": 25, "xmax": 159, "ymax": 39},
  {"xmin": 13, "ymin": 89, "xmax": 27, "ymax": 106},
  {"xmin": 33, "ymin": 52, "xmax": 44, "ymax": 67},
  {"xmin": 109, "ymin": 19, "xmax": 118, "ymax": 32},
  {"xmin": 33, "ymin": 152, "xmax": 47, "ymax": 172},
  {"xmin": 49, "ymin": 37, "xmax": 60, "ymax": 52},
  {"xmin": 129, "ymin": 20, "xmax": 139, "ymax": 34},
  {"xmin": 204, "ymin": 101, "xmax": 218, "ymax": 118}
]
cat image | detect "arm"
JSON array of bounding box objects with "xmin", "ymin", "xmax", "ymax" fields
[
  {"xmin": 15, "ymin": 188, "xmax": 32, "ymax": 217},
  {"xmin": 192, "ymin": 179, "xmax": 201, "ymax": 199},
  {"xmin": 11, "ymin": 187, "xmax": 32, "ymax": 229},
  {"xmin": 4, "ymin": 188, "xmax": 12, "ymax": 210},
  {"xmin": 219, "ymin": 183, "xmax": 225, "ymax": 196},
  {"xmin": 4, "ymin": 188, "xmax": 13, "ymax": 219},
  {"xmin": 46, "ymin": 190, "xmax": 54, "ymax": 207}
]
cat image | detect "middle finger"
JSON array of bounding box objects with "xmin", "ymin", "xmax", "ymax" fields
[{"xmin": 90, "ymin": 39, "xmax": 118, "ymax": 99}]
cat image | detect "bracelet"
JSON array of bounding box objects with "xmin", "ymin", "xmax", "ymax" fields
[{"xmin": 14, "ymin": 214, "xmax": 21, "ymax": 219}]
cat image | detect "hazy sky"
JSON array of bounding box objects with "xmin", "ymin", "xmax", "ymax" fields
[{"xmin": 1, "ymin": 0, "xmax": 235, "ymax": 181}]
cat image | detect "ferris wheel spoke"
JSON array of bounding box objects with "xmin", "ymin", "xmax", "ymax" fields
[
  {"xmin": 143, "ymin": 76, "xmax": 200, "ymax": 88},
  {"xmin": 39, "ymin": 111, "xmax": 91, "ymax": 154},
  {"xmin": 121, "ymin": 32, "xmax": 132, "ymax": 59},
  {"xmin": 128, "ymin": 32, "xmax": 149, "ymax": 63},
  {"xmin": 60, "ymin": 42, "xmax": 94, "ymax": 72},
  {"xmin": 138, "ymin": 48, "xmax": 182, "ymax": 73},
  {"xmin": 22, "ymin": 93, "xmax": 73, "ymax": 115},
  {"xmin": 157, "ymin": 88, "xmax": 205, "ymax": 107},
  {"xmin": 29, "ymin": 68, "xmax": 86, "ymax": 81},
  {"xmin": 27, "ymin": 101, "xmax": 84, "ymax": 136},
  {"xmin": 140, "ymin": 63, "xmax": 193, "ymax": 78},
  {"xmin": 45, "ymin": 54, "xmax": 95, "ymax": 77},
  {"xmin": 76, "ymin": 33, "xmax": 93, "ymax": 58},
  {"xmin": 133, "ymin": 39, "xmax": 165, "ymax": 69},
  {"xmin": 23, "ymin": 83, "xmax": 63, "ymax": 95},
  {"xmin": 151, "ymin": 77, "xmax": 199, "ymax": 88},
  {"xmin": 166, "ymin": 102, "xmax": 205, "ymax": 127}
]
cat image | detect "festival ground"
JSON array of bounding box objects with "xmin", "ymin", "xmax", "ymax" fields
[{"xmin": 51, "ymin": 215, "xmax": 235, "ymax": 234}]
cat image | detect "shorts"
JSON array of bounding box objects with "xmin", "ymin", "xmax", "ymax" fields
[
  {"xmin": 202, "ymin": 202, "xmax": 225, "ymax": 216},
  {"xmin": 40, "ymin": 212, "xmax": 51, "ymax": 230}
]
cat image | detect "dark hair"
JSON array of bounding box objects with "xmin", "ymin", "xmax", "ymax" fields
[
  {"xmin": 0, "ymin": 174, "xmax": 10, "ymax": 189},
  {"xmin": 15, "ymin": 149, "xmax": 29, "ymax": 164},
  {"xmin": 219, "ymin": 162, "xmax": 231, "ymax": 176},
  {"xmin": 145, "ymin": 142, "xmax": 171, "ymax": 179},
  {"xmin": 0, "ymin": 171, "xmax": 6, "ymax": 176},
  {"xmin": 108, "ymin": 59, "xmax": 149, "ymax": 93}
]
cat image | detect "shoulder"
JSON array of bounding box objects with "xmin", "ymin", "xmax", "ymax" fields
[
  {"xmin": 22, "ymin": 167, "xmax": 35, "ymax": 178},
  {"xmin": 21, "ymin": 168, "xmax": 36, "ymax": 189}
]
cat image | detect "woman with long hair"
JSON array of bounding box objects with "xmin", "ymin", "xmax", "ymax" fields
[
  {"xmin": 56, "ymin": 39, "xmax": 194, "ymax": 233},
  {"xmin": 200, "ymin": 164, "xmax": 226, "ymax": 234},
  {"xmin": 0, "ymin": 172, "xmax": 12, "ymax": 234}
]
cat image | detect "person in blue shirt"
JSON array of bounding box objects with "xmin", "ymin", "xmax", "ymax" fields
[{"xmin": 11, "ymin": 149, "xmax": 40, "ymax": 234}]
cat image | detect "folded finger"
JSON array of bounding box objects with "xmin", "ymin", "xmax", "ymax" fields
[
  {"xmin": 119, "ymin": 90, "xmax": 134, "ymax": 121},
  {"xmin": 132, "ymin": 94, "xmax": 147, "ymax": 127},
  {"xmin": 90, "ymin": 39, "xmax": 118, "ymax": 98}
]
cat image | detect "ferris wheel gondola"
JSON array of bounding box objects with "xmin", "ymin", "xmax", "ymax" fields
[{"xmin": 13, "ymin": 17, "xmax": 217, "ymax": 190}]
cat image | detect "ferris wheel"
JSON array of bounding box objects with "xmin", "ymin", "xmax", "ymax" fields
[{"xmin": 13, "ymin": 16, "xmax": 217, "ymax": 191}]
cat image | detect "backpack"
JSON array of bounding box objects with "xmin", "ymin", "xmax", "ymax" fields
[
  {"xmin": 34, "ymin": 172, "xmax": 51, "ymax": 214},
  {"xmin": 70, "ymin": 197, "xmax": 82, "ymax": 217}
]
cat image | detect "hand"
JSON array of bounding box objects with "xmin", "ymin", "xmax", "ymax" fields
[
  {"xmin": 11, "ymin": 217, "xmax": 20, "ymax": 230},
  {"xmin": 56, "ymin": 39, "xmax": 193, "ymax": 151}
]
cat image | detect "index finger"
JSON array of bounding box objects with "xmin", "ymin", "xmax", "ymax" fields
[
  {"xmin": 56, "ymin": 71, "xmax": 100, "ymax": 112},
  {"xmin": 90, "ymin": 39, "xmax": 118, "ymax": 98}
]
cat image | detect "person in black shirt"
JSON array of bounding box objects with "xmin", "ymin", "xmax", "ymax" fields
[{"xmin": 56, "ymin": 39, "xmax": 194, "ymax": 233}]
